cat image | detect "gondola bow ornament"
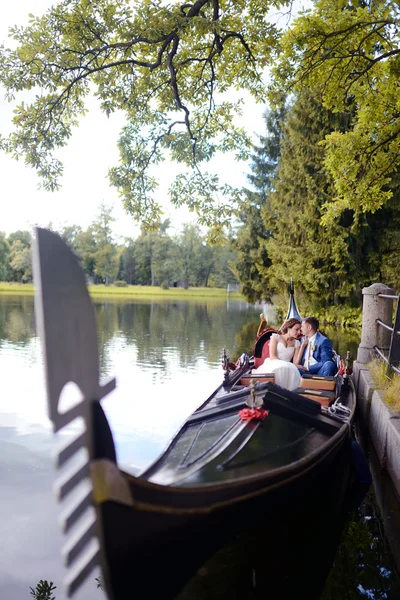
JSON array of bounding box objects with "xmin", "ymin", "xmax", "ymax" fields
[
  {"xmin": 32, "ymin": 227, "xmax": 116, "ymax": 596},
  {"xmin": 286, "ymin": 277, "xmax": 302, "ymax": 321}
]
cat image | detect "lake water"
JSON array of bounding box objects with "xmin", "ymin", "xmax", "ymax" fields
[{"xmin": 0, "ymin": 294, "xmax": 396, "ymax": 599}]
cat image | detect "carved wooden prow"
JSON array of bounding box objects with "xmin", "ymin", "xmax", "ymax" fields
[
  {"xmin": 32, "ymin": 227, "xmax": 116, "ymax": 596},
  {"xmin": 285, "ymin": 277, "xmax": 302, "ymax": 322}
]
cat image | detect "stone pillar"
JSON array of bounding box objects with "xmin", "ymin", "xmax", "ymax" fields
[{"xmin": 357, "ymin": 283, "xmax": 395, "ymax": 363}]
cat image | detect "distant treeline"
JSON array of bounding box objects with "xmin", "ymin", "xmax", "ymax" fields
[{"xmin": 0, "ymin": 207, "xmax": 239, "ymax": 289}]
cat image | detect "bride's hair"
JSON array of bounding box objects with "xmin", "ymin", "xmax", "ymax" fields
[{"xmin": 280, "ymin": 318, "xmax": 301, "ymax": 334}]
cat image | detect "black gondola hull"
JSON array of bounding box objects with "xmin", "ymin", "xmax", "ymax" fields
[
  {"xmin": 98, "ymin": 433, "xmax": 353, "ymax": 600},
  {"xmin": 93, "ymin": 381, "xmax": 356, "ymax": 600}
]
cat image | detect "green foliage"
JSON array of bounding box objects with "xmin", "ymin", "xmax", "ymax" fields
[
  {"xmin": 0, "ymin": 233, "xmax": 11, "ymax": 281},
  {"xmin": 368, "ymin": 359, "xmax": 400, "ymax": 411},
  {"xmin": 264, "ymin": 90, "xmax": 360, "ymax": 306},
  {"xmin": 0, "ymin": 209, "xmax": 239, "ymax": 291},
  {"xmin": 30, "ymin": 580, "xmax": 56, "ymax": 600},
  {"xmin": 236, "ymin": 88, "xmax": 400, "ymax": 312},
  {"xmin": 232, "ymin": 102, "xmax": 286, "ymax": 303},
  {"xmin": 91, "ymin": 203, "xmax": 119, "ymax": 284},
  {"xmin": 119, "ymin": 238, "xmax": 137, "ymax": 284},
  {"xmin": 0, "ymin": 0, "xmax": 287, "ymax": 234},
  {"xmin": 271, "ymin": 0, "xmax": 400, "ymax": 224},
  {"xmin": 76, "ymin": 229, "xmax": 98, "ymax": 279},
  {"xmin": 209, "ymin": 242, "xmax": 238, "ymax": 288},
  {"xmin": 315, "ymin": 307, "xmax": 362, "ymax": 328},
  {"xmin": 9, "ymin": 232, "xmax": 32, "ymax": 283},
  {"xmin": 8, "ymin": 230, "xmax": 32, "ymax": 247}
]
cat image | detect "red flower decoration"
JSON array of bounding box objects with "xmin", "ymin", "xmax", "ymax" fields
[{"xmin": 239, "ymin": 408, "xmax": 269, "ymax": 421}]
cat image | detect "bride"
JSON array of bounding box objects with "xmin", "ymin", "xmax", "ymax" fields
[{"xmin": 252, "ymin": 318, "xmax": 304, "ymax": 391}]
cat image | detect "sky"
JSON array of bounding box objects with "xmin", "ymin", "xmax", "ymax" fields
[
  {"xmin": 0, "ymin": 1, "xmax": 310, "ymax": 240},
  {"xmin": 0, "ymin": 1, "xmax": 265, "ymax": 240}
]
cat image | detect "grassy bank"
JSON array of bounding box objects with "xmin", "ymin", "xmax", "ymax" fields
[
  {"xmin": 0, "ymin": 283, "xmax": 35, "ymax": 294},
  {"xmin": 89, "ymin": 284, "xmax": 244, "ymax": 299},
  {"xmin": 367, "ymin": 359, "xmax": 400, "ymax": 412},
  {"xmin": 0, "ymin": 282, "xmax": 244, "ymax": 300}
]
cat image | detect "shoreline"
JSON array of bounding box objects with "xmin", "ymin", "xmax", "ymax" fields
[{"xmin": 0, "ymin": 282, "xmax": 245, "ymax": 300}]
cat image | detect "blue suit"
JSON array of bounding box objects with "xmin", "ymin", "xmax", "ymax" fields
[{"xmin": 300, "ymin": 331, "xmax": 336, "ymax": 376}]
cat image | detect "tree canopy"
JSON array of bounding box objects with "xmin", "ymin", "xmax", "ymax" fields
[
  {"xmin": 0, "ymin": 0, "xmax": 286, "ymax": 234},
  {"xmin": 271, "ymin": 0, "xmax": 400, "ymax": 224}
]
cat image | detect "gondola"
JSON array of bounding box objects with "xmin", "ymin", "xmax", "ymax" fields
[{"xmin": 32, "ymin": 228, "xmax": 359, "ymax": 600}]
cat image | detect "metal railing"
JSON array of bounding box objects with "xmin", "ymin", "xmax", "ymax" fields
[{"xmin": 375, "ymin": 293, "xmax": 400, "ymax": 375}]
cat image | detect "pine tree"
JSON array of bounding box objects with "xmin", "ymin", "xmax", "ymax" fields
[
  {"xmin": 30, "ymin": 580, "xmax": 56, "ymax": 600},
  {"xmin": 263, "ymin": 89, "xmax": 400, "ymax": 309},
  {"xmin": 260, "ymin": 90, "xmax": 361, "ymax": 307},
  {"xmin": 232, "ymin": 102, "xmax": 286, "ymax": 302}
]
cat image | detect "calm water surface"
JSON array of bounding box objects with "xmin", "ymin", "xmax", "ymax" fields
[{"xmin": 0, "ymin": 294, "xmax": 395, "ymax": 599}]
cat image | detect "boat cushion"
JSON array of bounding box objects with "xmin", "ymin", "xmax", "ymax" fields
[
  {"xmin": 240, "ymin": 373, "xmax": 275, "ymax": 386},
  {"xmin": 253, "ymin": 339, "xmax": 271, "ymax": 369},
  {"xmin": 253, "ymin": 328, "xmax": 278, "ymax": 368}
]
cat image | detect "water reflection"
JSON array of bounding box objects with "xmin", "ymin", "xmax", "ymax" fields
[
  {"xmin": 0, "ymin": 294, "xmax": 35, "ymax": 345},
  {"xmin": 94, "ymin": 298, "xmax": 261, "ymax": 374},
  {"xmin": 1, "ymin": 293, "xmax": 395, "ymax": 600},
  {"xmin": 321, "ymin": 491, "xmax": 399, "ymax": 599},
  {"xmin": 0, "ymin": 295, "xmax": 262, "ymax": 600},
  {"xmin": 0, "ymin": 423, "xmax": 102, "ymax": 600}
]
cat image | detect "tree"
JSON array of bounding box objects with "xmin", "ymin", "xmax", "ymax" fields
[
  {"xmin": 271, "ymin": 0, "xmax": 400, "ymax": 224},
  {"xmin": 74, "ymin": 228, "xmax": 98, "ymax": 281},
  {"xmin": 151, "ymin": 234, "xmax": 175, "ymax": 287},
  {"xmin": 9, "ymin": 240, "xmax": 32, "ymax": 282},
  {"xmin": 210, "ymin": 241, "xmax": 238, "ymax": 288},
  {"xmin": 262, "ymin": 90, "xmax": 360, "ymax": 307},
  {"xmin": 194, "ymin": 243, "xmax": 215, "ymax": 287},
  {"xmin": 133, "ymin": 234, "xmax": 153, "ymax": 285},
  {"xmin": 232, "ymin": 102, "xmax": 286, "ymax": 302},
  {"xmin": 119, "ymin": 238, "xmax": 137, "ymax": 284},
  {"xmin": 0, "ymin": 233, "xmax": 10, "ymax": 281},
  {"xmin": 30, "ymin": 580, "xmax": 56, "ymax": 600},
  {"xmin": 8, "ymin": 231, "xmax": 32, "ymax": 282},
  {"xmin": 60, "ymin": 224, "xmax": 83, "ymax": 249},
  {"xmin": 0, "ymin": 0, "xmax": 286, "ymax": 235},
  {"xmin": 7, "ymin": 230, "xmax": 32, "ymax": 248},
  {"xmin": 173, "ymin": 224, "xmax": 206, "ymax": 288},
  {"xmin": 260, "ymin": 89, "xmax": 400, "ymax": 309},
  {"xmin": 91, "ymin": 203, "xmax": 119, "ymax": 284}
]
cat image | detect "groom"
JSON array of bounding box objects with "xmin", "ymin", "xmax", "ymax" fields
[{"xmin": 294, "ymin": 316, "xmax": 337, "ymax": 376}]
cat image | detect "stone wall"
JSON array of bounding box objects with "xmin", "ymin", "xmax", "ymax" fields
[{"xmin": 353, "ymin": 361, "xmax": 400, "ymax": 498}]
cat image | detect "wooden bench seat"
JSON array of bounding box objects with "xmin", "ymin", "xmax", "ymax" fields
[{"xmin": 240, "ymin": 373, "xmax": 275, "ymax": 386}]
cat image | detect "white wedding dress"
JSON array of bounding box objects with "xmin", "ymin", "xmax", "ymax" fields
[{"xmin": 252, "ymin": 333, "xmax": 301, "ymax": 391}]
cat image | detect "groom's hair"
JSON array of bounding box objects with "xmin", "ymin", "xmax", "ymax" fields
[{"xmin": 303, "ymin": 316, "xmax": 319, "ymax": 331}]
